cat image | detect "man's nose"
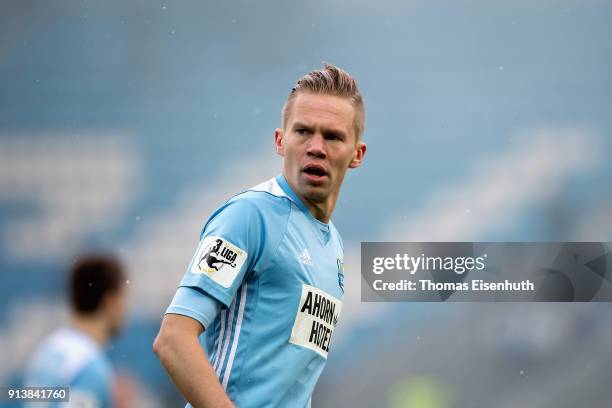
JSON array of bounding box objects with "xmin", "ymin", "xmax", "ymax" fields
[{"xmin": 307, "ymin": 133, "xmax": 326, "ymax": 158}]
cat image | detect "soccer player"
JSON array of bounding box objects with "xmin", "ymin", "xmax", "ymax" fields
[
  {"xmin": 23, "ymin": 255, "xmax": 128, "ymax": 408},
  {"xmin": 153, "ymin": 63, "xmax": 367, "ymax": 407}
]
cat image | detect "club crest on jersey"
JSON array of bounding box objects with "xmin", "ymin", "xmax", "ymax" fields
[
  {"xmin": 337, "ymin": 258, "xmax": 345, "ymax": 293},
  {"xmin": 191, "ymin": 236, "xmax": 247, "ymax": 288}
]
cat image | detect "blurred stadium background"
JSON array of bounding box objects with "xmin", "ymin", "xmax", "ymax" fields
[{"xmin": 1, "ymin": 0, "xmax": 612, "ymax": 407}]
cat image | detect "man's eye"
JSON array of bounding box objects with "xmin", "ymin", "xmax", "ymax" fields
[{"xmin": 296, "ymin": 128, "xmax": 308, "ymax": 135}]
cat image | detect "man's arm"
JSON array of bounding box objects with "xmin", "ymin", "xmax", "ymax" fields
[{"xmin": 153, "ymin": 314, "xmax": 235, "ymax": 408}]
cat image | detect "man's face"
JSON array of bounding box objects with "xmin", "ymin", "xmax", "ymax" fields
[
  {"xmin": 275, "ymin": 93, "xmax": 366, "ymax": 208},
  {"xmin": 104, "ymin": 287, "xmax": 127, "ymax": 338}
]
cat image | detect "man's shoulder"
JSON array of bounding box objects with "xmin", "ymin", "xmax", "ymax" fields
[
  {"xmin": 75, "ymin": 354, "xmax": 112, "ymax": 384},
  {"xmin": 201, "ymin": 178, "xmax": 293, "ymax": 240},
  {"xmin": 224, "ymin": 177, "xmax": 294, "ymax": 218},
  {"xmin": 24, "ymin": 327, "xmax": 106, "ymax": 387}
]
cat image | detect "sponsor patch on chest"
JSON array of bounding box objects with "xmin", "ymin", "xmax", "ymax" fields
[
  {"xmin": 190, "ymin": 236, "xmax": 247, "ymax": 288},
  {"xmin": 289, "ymin": 284, "xmax": 342, "ymax": 358}
]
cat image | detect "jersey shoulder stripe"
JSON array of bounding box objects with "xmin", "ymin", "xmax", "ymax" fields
[{"xmin": 248, "ymin": 177, "xmax": 288, "ymax": 198}]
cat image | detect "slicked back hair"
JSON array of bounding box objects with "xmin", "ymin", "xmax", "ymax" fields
[
  {"xmin": 69, "ymin": 255, "xmax": 125, "ymax": 314},
  {"xmin": 282, "ymin": 63, "xmax": 365, "ymax": 141}
]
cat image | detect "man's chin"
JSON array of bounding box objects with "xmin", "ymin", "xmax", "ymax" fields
[
  {"xmin": 293, "ymin": 176, "xmax": 332, "ymax": 202},
  {"xmin": 300, "ymin": 185, "xmax": 329, "ymax": 203}
]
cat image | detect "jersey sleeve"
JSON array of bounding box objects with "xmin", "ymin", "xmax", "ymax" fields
[
  {"xmin": 177, "ymin": 194, "xmax": 288, "ymax": 308},
  {"xmin": 166, "ymin": 286, "xmax": 222, "ymax": 329}
]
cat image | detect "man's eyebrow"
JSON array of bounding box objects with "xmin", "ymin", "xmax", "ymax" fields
[
  {"xmin": 292, "ymin": 122, "xmax": 312, "ymax": 129},
  {"xmin": 323, "ymin": 128, "xmax": 347, "ymax": 138}
]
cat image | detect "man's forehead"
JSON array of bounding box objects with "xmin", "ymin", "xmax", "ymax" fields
[{"xmin": 289, "ymin": 93, "xmax": 354, "ymax": 130}]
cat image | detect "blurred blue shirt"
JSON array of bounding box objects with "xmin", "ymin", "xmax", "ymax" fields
[{"xmin": 23, "ymin": 327, "xmax": 113, "ymax": 408}]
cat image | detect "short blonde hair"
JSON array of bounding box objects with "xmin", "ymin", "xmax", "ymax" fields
[{"xmin": 282, "ymin": 63, "xmax": 365, "ymax": 141}]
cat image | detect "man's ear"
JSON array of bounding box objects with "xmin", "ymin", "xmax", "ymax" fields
[
  {"xmin": 274, "ymin": 128, "xmax": 285, "ymax": 156},
  {"xmin": 349, "ymin": 141, "xmax": 366, "ymax": 168}
]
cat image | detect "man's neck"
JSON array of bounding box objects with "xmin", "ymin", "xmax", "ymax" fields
[
  {"xmin": 281, "ymin": 175, "xmax": 337, "ymax": 223},
  {"xmin": 72, "ymin": 314, "xmax": 108, "ymax": 347},
  {"xmin": 301, "ymin": 195, "xmax": 334, "ymax": 224}
]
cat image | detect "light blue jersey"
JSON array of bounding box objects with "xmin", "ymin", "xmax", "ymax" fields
[
  {"xmin": 167, "ymin": 175, "xmax": 345, "ymax": 407},
  {"xmin": 23, "ymin": 327, "xmax": 113, "ymax": 408}
]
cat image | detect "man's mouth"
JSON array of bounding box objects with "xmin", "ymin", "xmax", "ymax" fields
[{"xmin": 302, "ymin": 164, "xmax": 328, "ymax": 183}]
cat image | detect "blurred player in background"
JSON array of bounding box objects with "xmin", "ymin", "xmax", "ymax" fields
[
  {"xmin": 24, "ymin": 255, "xmax": 128, "ymax": 408},
  {"xmin": 154, "ymin": 63, "xmax": 367, "ymax": 407}
]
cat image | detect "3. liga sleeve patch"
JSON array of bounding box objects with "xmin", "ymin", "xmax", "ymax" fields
[
  {"xmin": 289, "ymin": 284, "xmax": 343, "ymax": 358},
  {"xmin": 190, "ymin": 236, "xmax": 248, "ymax": 288}
]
